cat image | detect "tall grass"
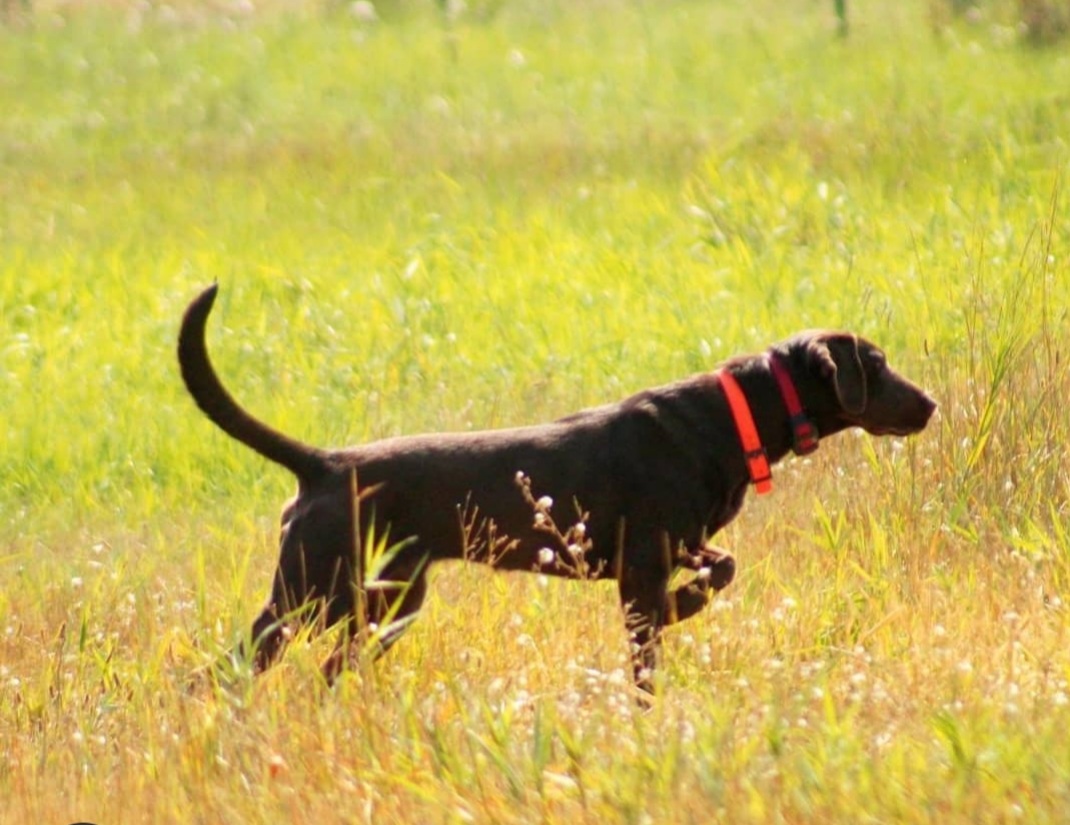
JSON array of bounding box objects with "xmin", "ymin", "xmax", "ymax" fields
[{"xmin": 1, "ymin": 0, "xmax": 1069, "ymax": 822}]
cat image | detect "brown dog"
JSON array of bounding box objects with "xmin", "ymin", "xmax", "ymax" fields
[{"xmin": 179, "ymin": 284, "xmax": 936, "ymax": 693}]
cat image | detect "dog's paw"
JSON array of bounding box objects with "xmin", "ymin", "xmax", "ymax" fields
[{"xmin": 695, "ymin": 547, "xmax": 736, "ymax": 592}]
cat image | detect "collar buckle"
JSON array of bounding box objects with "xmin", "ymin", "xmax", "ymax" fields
[
  {"xmin": 790, "ymin": 413, "xmax": 820, "ymax": 455},
  {"xmin": 744, "ymin": 447, "xmax": 773, "ymax": 493}
]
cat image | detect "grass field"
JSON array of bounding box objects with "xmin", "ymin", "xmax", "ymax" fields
[{"xmin": 2, "ymin": 0, "xmax": 1070, "ymax": 821}]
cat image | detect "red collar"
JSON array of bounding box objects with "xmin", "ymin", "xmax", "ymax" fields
[
  {"xmin": 716, "ymin": 370, "xmax": 773, "ymax": 494},
  {"xmin": 715, "ymin": 352, "xmax": 819, "ymax": 495}
]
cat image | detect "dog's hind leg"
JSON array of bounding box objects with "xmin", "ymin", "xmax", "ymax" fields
[
  {"xmin": 198, "ymin": 603, "xmax": 293, "ymax": 687},
  {"xmin": 320, "ymin": 562, "xmax": 430, "ymax": 683},
  {"xmin": 248, "ymin": 605, "xmax": 295, "ymax": 673}
]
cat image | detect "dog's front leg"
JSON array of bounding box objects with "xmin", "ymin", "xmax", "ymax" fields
[
  {"xmin": 618, "ymin": 564, "xmax": 669, "ymax": 696},
  {"xmin": 665, "ymin": 546, "xmax": 735, "ymax": 626}
]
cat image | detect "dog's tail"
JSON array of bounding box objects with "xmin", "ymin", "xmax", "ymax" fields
[{"xmin": 178, "ymin": 284, "xmax": 332, "ymax": 486}]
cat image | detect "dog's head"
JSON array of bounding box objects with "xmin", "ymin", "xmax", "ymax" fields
[{"xmin": 779, "ymin": 331, "xmax": 937, "ymax": 438}]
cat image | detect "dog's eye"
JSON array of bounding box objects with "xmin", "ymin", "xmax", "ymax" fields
[{"xmin": 871, "ymin": 351, "xmax": 887, "ymax": 372}]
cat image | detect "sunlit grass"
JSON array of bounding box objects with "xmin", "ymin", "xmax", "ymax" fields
[{"xmin": 2, "ymin": 0, "xmax": 1070, "ymax": 821}]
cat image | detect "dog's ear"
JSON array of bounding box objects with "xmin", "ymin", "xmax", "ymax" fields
[{"xmin": 807, "ymin": 334, "xmax": 867, "ymax": 415}]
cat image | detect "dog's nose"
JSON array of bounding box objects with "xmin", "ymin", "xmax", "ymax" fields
[{"xmin": 914, "ymin": 393, "xmax": 938, "ymax": 429}]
